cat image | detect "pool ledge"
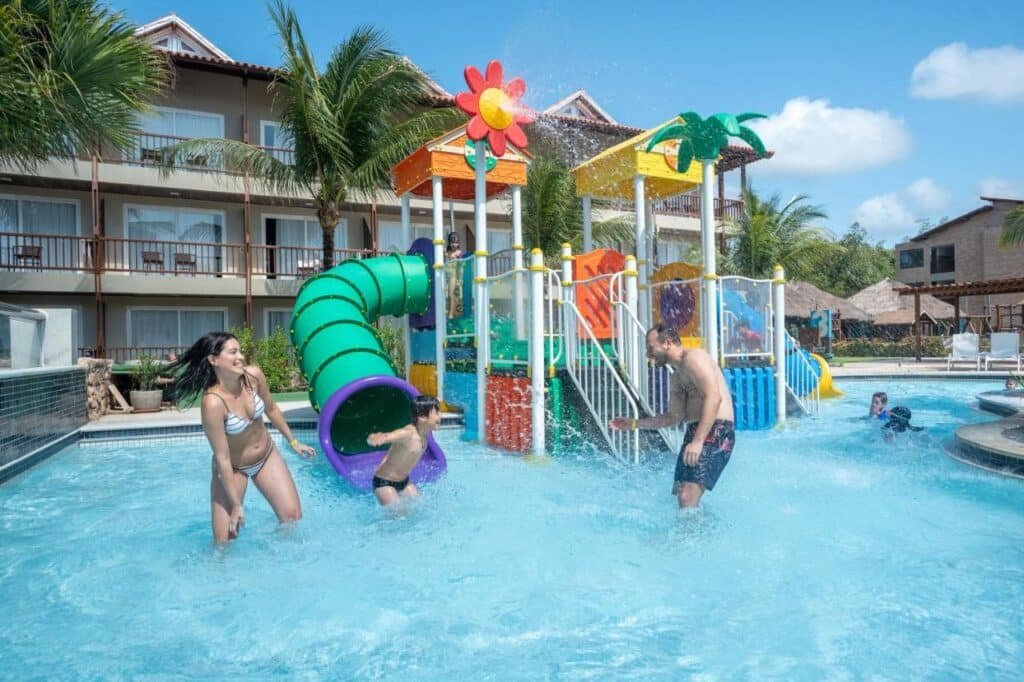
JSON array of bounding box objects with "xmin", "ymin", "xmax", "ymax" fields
[{"xmin": 949, "ymin": 415, "xmax": 1024, "ymax": 479}]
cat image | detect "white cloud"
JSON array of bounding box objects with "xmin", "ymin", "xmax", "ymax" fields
[
  {"xmin": 911, "ymin": 42, "xmax": 1024, "ymax": 103},
  {"xmin": 904, "ymin": 178, "xmax": 951, "ymax": 213},
  {"xmin": 978, "ymin": 177, "xmax": 1024, "ymax": 200},
  {"xmin": 746, "ymin": 98, "xmax": 911, "ymax": 175},
  {"xmin": 853, "ymin": 178, "xmax": 952, "ymax": 242}
]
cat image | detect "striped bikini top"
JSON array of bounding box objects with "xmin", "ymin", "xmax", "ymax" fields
[{"xmin": 206, "ymin": 382, "xmax": 265, "ymax": 435}]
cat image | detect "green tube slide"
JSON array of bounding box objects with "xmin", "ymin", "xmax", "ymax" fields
[{"xmin": 290, "ymin": 254, "xmax": 429, "ymax": 456}]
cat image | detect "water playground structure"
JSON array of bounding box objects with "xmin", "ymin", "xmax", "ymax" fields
[{"xmin": 290, "ymin": 60, "xmax": 840, "ymax": 489}]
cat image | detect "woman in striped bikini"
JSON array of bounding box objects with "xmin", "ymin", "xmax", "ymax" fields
[{"xmin": 169, "ymin": 332, "xmax": 316, "ymax": 543}]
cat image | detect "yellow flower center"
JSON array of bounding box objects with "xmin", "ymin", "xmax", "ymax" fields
[{"xmin": 479, "ymin": 87, "xmax": 515, "ymax": 130}]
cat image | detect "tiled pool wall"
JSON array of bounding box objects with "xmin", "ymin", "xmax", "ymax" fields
[{"xmin": 0, "ymin": 366, "xmax": 87, "ymax": 479}]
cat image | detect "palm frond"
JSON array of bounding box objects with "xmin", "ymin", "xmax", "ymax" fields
[
  {"xmin": 159, "ymin": 137, "xmax": 301, "ymax": 195},
  {"xmin": 998, "ymin": 205, "xmax": 1024, "ymax": 247}
]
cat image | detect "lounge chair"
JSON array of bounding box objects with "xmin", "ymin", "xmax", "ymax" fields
[
  {"xmin": 984, "ymin": 332, "xmax": 1022, "ymax": 371},
  {"xmin": 946, "ymin": 332, "xmax": 981, "ymax": 370}
]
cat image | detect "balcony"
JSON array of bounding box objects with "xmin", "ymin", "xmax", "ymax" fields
[
  {"xmin": 0, "ymin": 233, "xmax": 374, "ymax": 279},
  {"xmin": 250, "ymin": 244, "xmax": 378, "ymax": 279},
  {"xmin": 113, "ymin": 132, "xmax": 294, "ymax": 172},
  {"xmin": 596, "ymin": 195, "xmax": 744, "ymax": 221},
  {"xmin": 0, "ymin": 232, "xmax": 96, "ymax": 272}
]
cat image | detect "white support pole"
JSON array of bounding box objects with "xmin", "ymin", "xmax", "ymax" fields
[
  {"xmin": 432, "ymin": 176, "xmax": 445, "ymax": 406},
  {"xmin": 624, "ymin": 254, "xmax": 639, "ymax": 389},
  {"xmin": 512, "ymin": 184, "xmax": 525, "ymax": 340},
  {"xmin": 633, "ymin": 175, "xmax": 648, "ymax": 327},
  {"xmin": 529, "ymin": 248, "xmax": 545, "ymax": 455},
  {"xmin": 644, "ymin": 198, "xmax": 655, "ymax": 327},
  {"xmin": 400, "ymin": 192, "xmax": 412, "ymax": 381},
  {"xmin": 772, "ymin": 264, "xmax": 786, "ymax": 425},
  {"xmin": 474, "ymin": 145, "xmax": 488, "ymax": 442},
  {"xmin": 582, "ymin": 194, "xmax": 593, "ymax": 253},
  {"xmin": 700, "ymin": 161, "xmax": 719, "ymax": 365},
  {"xmin": 561, "ymin": 242, "xmax": 574, "ymax": 364}
]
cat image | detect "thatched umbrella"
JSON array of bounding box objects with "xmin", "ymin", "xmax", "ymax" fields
[
  {"xmin": 785, "ymin": 280, "xmax": 872, "ymax": 321},
  {"xmin": 848, "ymin": 278, "xmax": 954, "ymax": 320}
]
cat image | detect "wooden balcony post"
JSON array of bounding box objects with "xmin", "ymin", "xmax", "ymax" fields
[
  {"xmin": 243, "ymin": 178, "xmax": 253, "ymax": 326},
  {"xmin": 91, "ymin": 152, "xmax": 105, "ymax": 358}
]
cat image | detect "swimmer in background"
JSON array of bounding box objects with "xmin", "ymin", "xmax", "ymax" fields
[
  {"xmin": 869, "ymin": 391, "xmax": 890, "ymax": 421},
  {"xmin": 366, "ymin": 395, "xmax": 442, "ymax": 506}
]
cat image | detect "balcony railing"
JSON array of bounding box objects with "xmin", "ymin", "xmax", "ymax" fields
[
  {"xmin": 251, "ymin": 244, "xmax": 378, "ymax": 279},
  {"xmin": 113, "ymin": 132, "xmax": 296, "ymax": 171},
  {"xmin": 596, "ymin": 195, "xmax": 744, "ymax": 221},
  {"xmin": 0, "ymin": 232, "xmax": 96, "ymax": 272},
  {"xmin": 79, "ymin": 346, "xmax": 184, "ymax": 363},
  {"xmin": 102, "ymin": 237, "xmax": 246, "ymax": 277}
]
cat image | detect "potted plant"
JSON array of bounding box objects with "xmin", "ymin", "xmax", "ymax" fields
[{"xmin": 130, "ymin": 355, "xmax": 164, "ymax": 412}]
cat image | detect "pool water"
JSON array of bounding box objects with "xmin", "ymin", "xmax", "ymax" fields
[{"xmin": 2, "ymin": 380, "xmax": 1023, "ymax": 679}]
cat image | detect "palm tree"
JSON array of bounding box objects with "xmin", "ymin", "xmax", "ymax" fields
[
  {"xmin": 646, "ymin": 112, "xmax": 766, "ymax": 173},
  {"xmin": 722, "ymin": 189, "xmax": 834, "ymax": 280},
  {"xmin": 162, "ymin": 1, "xmax": 462, "ymax": 269},
  {"xmin": 0, "ymin": 0, "xmax": 166, "ymax": 170},
  {"xmin": 998, "ymin": 204, "xmax": 1024, "ymax": 247},
  {"xmin": 520, "ymin": 157, "xmax": 633, "ymax": 256}
]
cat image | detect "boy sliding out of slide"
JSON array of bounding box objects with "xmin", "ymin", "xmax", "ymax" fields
[{"xmin": 366, "ymin": 395, "xmax": 442, "ymax": 506}]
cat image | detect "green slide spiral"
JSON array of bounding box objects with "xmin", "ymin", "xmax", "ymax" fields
[{"xmin": 289, "ymin": 254, "xmax": 429, "ymax": 454}]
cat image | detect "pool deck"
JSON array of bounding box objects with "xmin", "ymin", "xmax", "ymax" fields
[{"xmin": 830, "ymin": 358, "xmax": 1019, "ymax": 379}]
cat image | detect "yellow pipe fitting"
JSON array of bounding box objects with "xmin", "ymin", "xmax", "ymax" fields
[{"xmin": 474, "ymin": 250, "xmax": 488, "ymax": 257}]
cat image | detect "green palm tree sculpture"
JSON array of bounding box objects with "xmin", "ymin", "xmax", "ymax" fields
[
  {"xmin": 162, "ymin": 1, "xmax": 462, "ymax": 269},
  {"xmin": 998, "ymin": 204, "xmax": 1024, "ymax": 247},
  {"xmin": 0, "ymin": 0, "xmax": 166, "ymax": 171},
  {"xmin": 645, "ymin": 112, "xmax": 767, "ymax": 174}
]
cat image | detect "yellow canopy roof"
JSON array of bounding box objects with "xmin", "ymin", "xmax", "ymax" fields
[{"xmin": 571, "ymin": 117, "xmax": 705, "ymax": 200}]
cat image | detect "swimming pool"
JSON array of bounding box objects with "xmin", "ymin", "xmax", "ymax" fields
[{"xmin": 2, "ymin": 380, "xmax": 1022, "ymax": 678}]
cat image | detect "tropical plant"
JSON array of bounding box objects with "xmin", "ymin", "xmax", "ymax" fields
[
  {"xmin": 998, "ymin": 204, "xmax": 1024, "ymax": 247},
  {"xmin": 131, "ymin": 355, "xmax": 163, "ymax": 391},
  {"xmin": 0, "ymin": 0, "xmax": 166, "ymax": 171},
  {"xmin": 806, "ymin": 222, "xmax": 895, "ymax": 298},
  {"xmin": 520, "ymin": 157, "xmax": 633, "ymax": 256},
  {"xmin": 161, "ymin": 0, "xmax": 463, "ymax": 269},
  {"xmin": 646, "ymin": 112, "xmax": 766, "ymax": 172},
  {"xmin": 720, "ymin": 189, "xmax": 833, "ymax": 281}
]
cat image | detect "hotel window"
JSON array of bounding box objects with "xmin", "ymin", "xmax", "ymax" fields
[
  {"xmin": 898, "ymin": 248, "xmax": 924, "ymax": 269},
  {"xmin": 265, "ymin": 308, "xmax": 292, "ymax": 337},
  {"xmin": 260, "ymin": 121, "xmax": 295, "ymax": 164},
  {"xmin": 930, "ymin": 245, "xmax": 955, "ymax": 274},
  {"xmin": 378, "ymin": 222, "xmax": 433, "ymax": 252},
  {"xmin": 125, "ymin": 205, "xmax": 224, "ymax": 274},
  {"xmin": 127, "ymin": 308, "xmax": 227, "ymax": 350},
  {"xmin": 134, "ymin": 107, "xmax": 224, "ymax": 167},
  {"xmin": 0, "ymin": 195, "xmax": 79, "ymax": 269}
]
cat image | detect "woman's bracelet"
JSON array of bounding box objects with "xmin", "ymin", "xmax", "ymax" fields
[{"xmin": 289, "ymin": 438, "xmax": 300, "ymax": 450}]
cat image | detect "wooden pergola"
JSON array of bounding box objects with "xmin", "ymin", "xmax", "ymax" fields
[{"xmin": 898, "ymin": 277, "xmax": 1024, "ymax": 360}]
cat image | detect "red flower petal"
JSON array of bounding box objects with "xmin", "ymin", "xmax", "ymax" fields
[
  {"xmin": 488, "ymin": 129, "xmax": 507, "ymax": 157},
  {"xmin": 485, "ymin": 60, "xmax": 504, "ymax": 88},
  {"xmin": 505, "ymin": 122, "xmax": 528, "ymax": 149},
  {"xmin": 464, "ymin": 66, "xmax": 485, "ymax": 93},
  {"xmin": 455, "ymin": 92, "xmax": 479, "ymax": 115},
  {"xmin": 503, "ymin": 77, "xmax": 526, "ymax": 99},
  {"xmin": 467, "ymin": 115, "xmax": 489, "ymax": 141}
]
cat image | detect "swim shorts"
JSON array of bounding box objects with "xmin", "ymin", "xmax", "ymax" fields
[{"xmin": 673, "ymin": 419, "xmax": 735, "ymax": 493}]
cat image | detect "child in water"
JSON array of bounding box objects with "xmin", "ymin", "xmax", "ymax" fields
[
  {"xmin": 366, "ymin": 395, "xmax": 442, "ymax": 506},
  {"xmin": 869, "ymin": 391, "xmax": 890, "ymax": 420}
]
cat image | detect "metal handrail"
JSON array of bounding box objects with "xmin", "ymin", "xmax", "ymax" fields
[
  {"xmin": 784, "ymin": 331, "xmax": 821, "ymax": 416},
  {"xmin": 561, "ymin": 298, "xmax": 640, "ymax": 464}
]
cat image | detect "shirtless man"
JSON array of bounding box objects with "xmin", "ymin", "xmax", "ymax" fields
[
  {"xmin": 611, "ymin": 325, "xmax": 736, "ymax": 508},
  {"xmin": 366, "ymin": 395, "xmax": 442, "ymax": 506}
]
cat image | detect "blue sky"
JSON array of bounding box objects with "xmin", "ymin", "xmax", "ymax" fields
[{"xmin": 122, "ymin": 0, "xmax": 1024, "ymax": 245}]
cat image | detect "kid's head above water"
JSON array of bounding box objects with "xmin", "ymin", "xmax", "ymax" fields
[{"xmin": 869, "ymin": 391, "xmax": 889, "ymax": 417}]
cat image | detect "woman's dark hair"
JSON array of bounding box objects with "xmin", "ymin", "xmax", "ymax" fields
[
  {"xmin": 410, "ymin": 395, "xmax": 440, "ymax": 422},
  {"xmin": 446, "ymin": 232, "xmax": 460, "ymax": 248},
  {"xmin": 166, "ymin": 332, "xmax": 239, "ymax": 405}
]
